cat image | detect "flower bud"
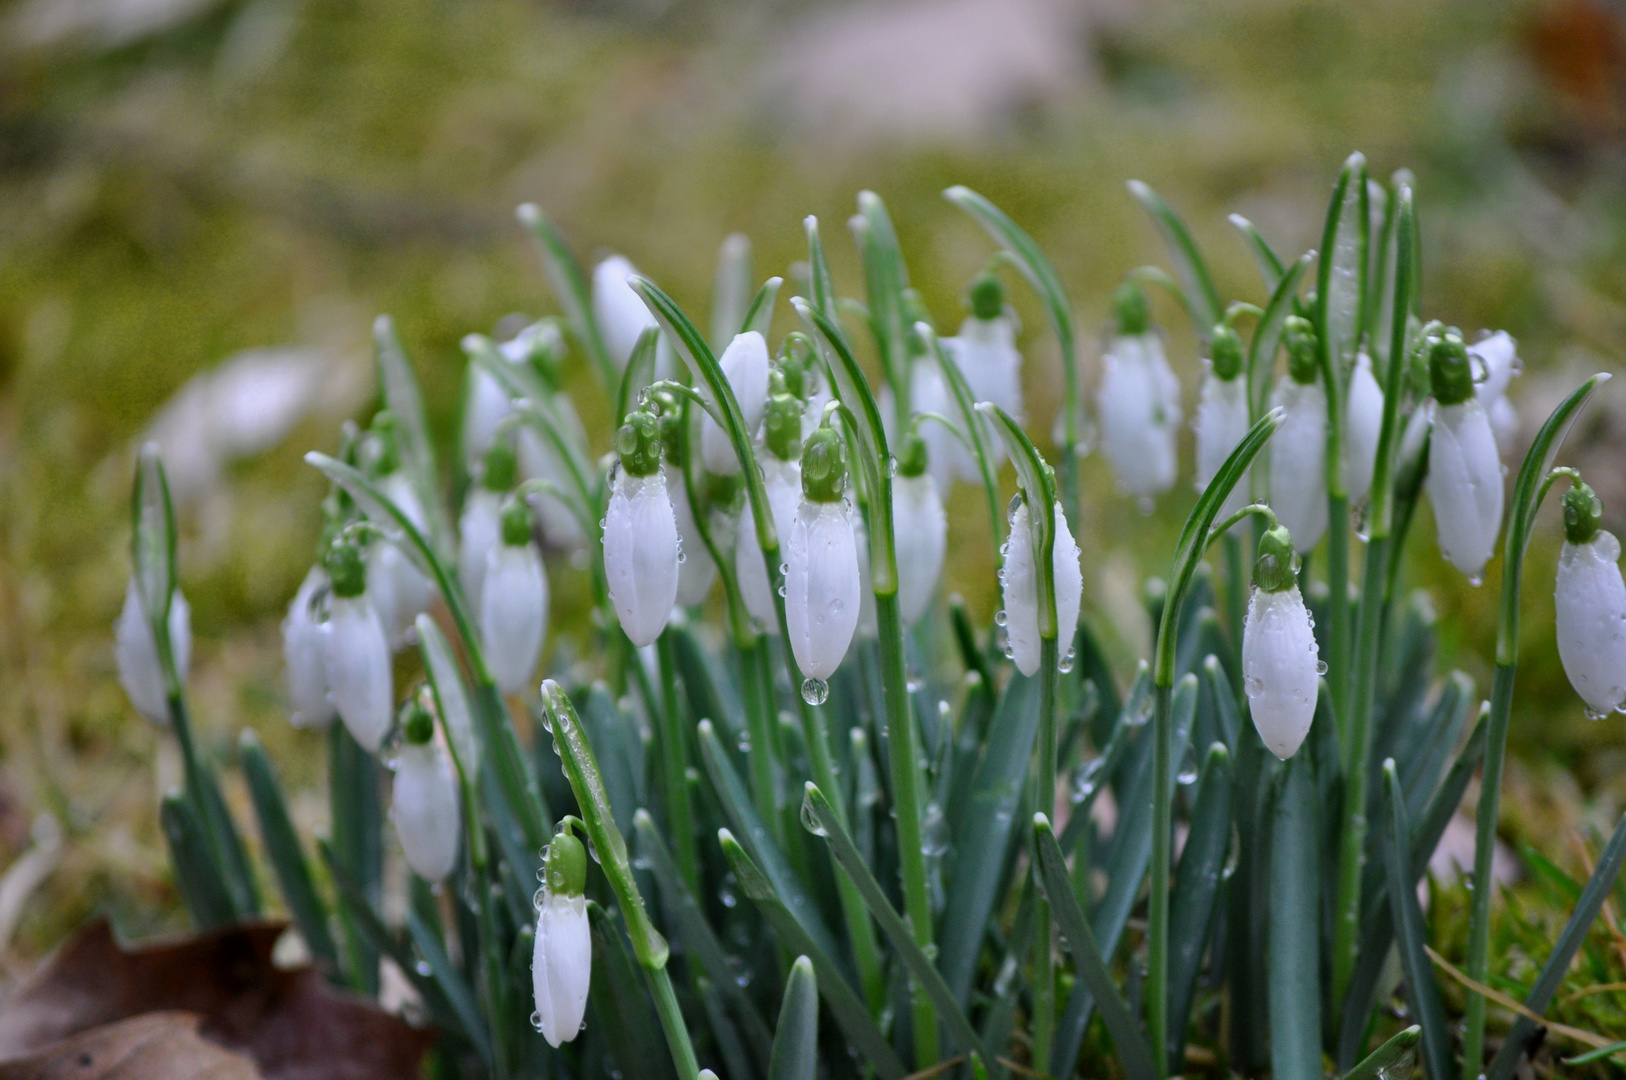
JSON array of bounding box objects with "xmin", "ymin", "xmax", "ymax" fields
[
  {"xmin": 1096, "ymin": 287, "xmax": 1181, "ymax": 500},
  {"xmin": 604, "ymin": 450, "xmax": 681, "ymax": 648},
  {"xmin": 998, "ymin": 497, "xmax": 1084, "ymax": 677},
  {"xmin": 115, "ymin": 579, "xmax": 191, "ymax": 725},
  {"xmin": 1194, "ymin": 347, "xmax": 1250, "ymax": 525},
  {"xmin": 1425, "ymin": 391, "xmax": 1503, "ymax": 581},
  {"xmin": 892, "ymin": 434, "xmax": 947, "ymax": 625},
  {"xmin": 1268, "ymin": 374, "xmax": 1329, "ymax": 554},
  {"xmin": 481, "ymin": 498, "xmax": 548, "ymax": 695},
  {"xmin": 701, "ymin": 332, "xmax": 771, "ymax": 475},
  {"xmin": 1555, "ymin": 482, "xmax": 1626, "ymax": 717},
  {"xmin": 283, "ymin": 567, "xmax": 336, "ymax": 729},
  {"xmin": 592, "ymin": 254, "xmax": 658, "ymax": 373},
  {"xmin": 391, "ymin": 698, "xmax": 461, "ymax": 882},
  {"xmin": 533, "ymin": 832, "xmax": 591, "ymax": 1048},
  {"xmin": 322, "ymin": 540, "xmax": 393, "ymax": 751},
  {"xmin": 462, "ymin": 322, "xmax": 562, "ymax": 469},
  {"xmin": 737, "ymin": 457, "xmax": 801, "ymax": 632},
  {"xmin": 1243, "ymin": 525, "xmax": 1319, "ymax": 759},
  {"xmin": 1342, "ymin": 351, "xmax": 1384, "ymax": 507},
  {"xmin": 880, "ymin": 357, "xmax": 971, "ymax": 492},
  {"xmin": 785, "ymin": 429, "xmax": 861, "ymax": 681}
]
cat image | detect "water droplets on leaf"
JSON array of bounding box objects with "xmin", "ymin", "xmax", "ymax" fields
[
  {"xmin": 801, "ymin": 677, "xmax": 829, "ymax": 705},
  {"xmin": 800, "ymin": 792, "xmax": 827, "ymax": 836}
]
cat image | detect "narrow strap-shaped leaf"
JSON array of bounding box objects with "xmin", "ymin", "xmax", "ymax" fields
[
  {"xmin": 1341, "ymin": 1025, "xmax": 1420, "ymax": 1080},
  {"xmin": 712, "ymin": 234, "xmax": 754, "ymax": 350},
  {"xmin": 1126, "ymin": 181, "xmax": 1222, "ymax": 336},
  {"xmin": 924, "ymin": 325, "xmax": 1002, "ymax": 550},
  {"xmin": 1166, "ymin": 742, "xmax": 1233, "ymax": 1064},
  {"xmin": 1485, "ymin": 809, "xmax": 1626, "ymax": 1080},
  {"xmin": 803, "ymin": 215, "xmax": 838, "ymax": 325},
  {"xmin": 769, "ymin": 957, "xmax": 819, "ymax": 1080},
  {"xmin": 741, "ymin": 277, "xmax": 782, "ymax": 338},
  {"xmin": 416, "ymin": 614, "xmax": 480, "ymax": 783},
  {"xmin": 1201, "ymin": 655, "xmax": 1241, "ymax": 751},
  {"xmin": 130, "ymin": 444, "xmax": 177, "ymax": 655},
  {"xmin": 1246, "ymin": 251, "xmax": 1314, "ymax": 422},
  {"xmin": 800, "ymin": 783, "xmax": 992, "ymax": 1063},
  {"xmin": 1270, "ymin": 753, "xmax": 1322, "ymax": 1080},
  {"xmin": 406, "ymin": 905, "xmax": 494, "ymax": 1069},
  {"xmin": 159, "ymin": 793, "xmax": 237, "ymax": 930},
  {"xmin": 372, "ymin": 315, "xmax": 452, "ymax": 558},
  {"xmin": 852, "ymin": 191, "xmax": 910, "ymax": 393},
  {"xmin": 327, "ymin": 721, "xmax": 381, "ymax": 995},
  {"xmin": 697, "ymin": 978, "xmax": 756, "ymax": 1080},
  {"xmin": 196, "ymin": 763, "xmax": 260, "ymax": 918},
  {"xmin": 1314, "ymin": 152, "xmax": 1370, "ymax": 389},
  {"xmin": 239, "ymin": 730, "xmax": 337, "ymax": 965},
  {"xmin": 1227, "ymin": 214, "xmax": 1286, "ymax": 291},
  {"xmin": 718, "ymin": 831, "xmax": 907, "ymax": 1080},
  {"xmin": 516, "ymin": 202, "xmax": 615, "ymax": 392},
  {"xmin": 1381, "ymin": 761, "xmax": 1453, "ymax": 1080},
  {"xmin": 1033, "ymin": 816, "xmax": 1159, "ymax": 1080},
  {"xmin": 616, "ymin": 327, "xmax": 662, "ymax": 427}
]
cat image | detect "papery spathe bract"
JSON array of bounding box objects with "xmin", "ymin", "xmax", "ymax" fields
[
  {"xmin": 391, "ymin": 704, "xmax": 461, "ymax": 883},
  {"xmin": 1343, "ymin": 351, "xmax": 1384, "ymax": 507},
  {"xmin": 1242, "ymin": 526, "xmax": 1320, "ymax": 760},
  {"xmin": 481, "ymin": 499, "xmax": 548, "ymax": 695},
  {"xmin": 736, "ymin": 457, "xmax": 801, "ymax": 631},
  {"xmin": 532, "ymin": 832, "xmax": 590, "ymax": 1049},
  {"xmin": 1555, "ymin": 483, "xmax": 1626, "ymax": 717},
  {"xmin": 999, "ymin": 498, "xmax": 1083, "ymax": 677},
  {"xmin": 282, "ymin": 567, "xmax": 335, "ymax": 730},
  {"xmin": 701, "ymin": 331, "xmax": 771, "ymax": 475},
  {"xmin": 603, "ymin": 466, "xmax": 681, "ymax": 649},
  {"xmin": 115, "ymin": 578, "xmax": 191, "ymax": 725}
]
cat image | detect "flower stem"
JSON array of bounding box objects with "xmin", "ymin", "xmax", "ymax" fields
[
  {"xmin": 649, "ymin": 965, "xmax": 702, "ymax": 1080},
  {"xmin": 655, "ymin": 631, "xmax": 698, "ymax": 894},
  {"xmin": 1462, "ymin": 661, "xmax": 1516, "ymax": 1072}
]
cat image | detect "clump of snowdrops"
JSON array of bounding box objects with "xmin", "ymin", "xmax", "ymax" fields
[{"xmin": 117, "ymin": 155, "xmax": 1623, "ymax": 1080}]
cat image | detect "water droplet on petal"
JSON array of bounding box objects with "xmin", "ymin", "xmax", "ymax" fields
[
  {"xmin": 1058, "ymin": 648, "xmax": 1076, "ymax": 674},
  {"xmin": 993, "ymin": 610, "xmax": 1008, "ymax": 626},
  {"xmin": 1315, "ymin": 660, "xmax": 1329, "ymax": 675},
  {"xmin": 1245, "ymin": 675, "xmax": 1265, "ymax": 698},
  {"xmin": 801, "ymin": 677, "xmax": 829, "ymax": 706},
  {"xmin": 1467, "ymin": 573, "xmax": 1483, "ymax": 587}
]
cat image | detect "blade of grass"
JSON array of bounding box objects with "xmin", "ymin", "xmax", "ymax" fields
[
  {"xmin": 159, "ymin": 793, "xmax": 237, "ymax": 930},
  {"xmin": 1381, "ymin": 761, "xmax": 1453, "ymax": 1080},
  {"xmin": 196, "ymin": 763, "xmax": 260, "ymax": 918},
  {"xmin": 1341, "ymin": 1025, "xmax": 1419, "ymax": 1080},
  {"xmin": 1227, "ymin": 214, "xmax": 1286, "ymax": 291},
  {"xmin": 1126, "ymin": 181, "xmax": 1222, "ymax": 336},
  {"xmin": 770, "ymin": 957, "xmax": 819, "ymax": 1080},
  {"xmin": 328, "ymin": 722, "xmax": 381, "ymax": 995}
]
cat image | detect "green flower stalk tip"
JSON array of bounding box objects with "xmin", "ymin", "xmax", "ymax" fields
[
  {"xmin": 617, "ymin": 409, "xmax": 664, "ymax": 477},
  {"xmin": 801, "ymin": 427, "xmax": 848, "ymax": 503},
  {"xmin": 1428, "ymin": 333, "xmax": 1474, "ymax": 405},
  {"xmin": 1253, "ymin": 524, "xmax": 1299, "ymax": 593},
  {"xmin": 324, "ymin": 539, "xmax": 367, "ymax": 599},
  {"xmin": 500, "ymin": 495, "xmax": 534, "ymax": 546},
  {"xmin": 401, "ymin": 699, "xmax": 434, "ymax": 745},
  {"xmin": 970, "ymin": 270, "xmax": 1005, "ymax": 320},
  {"xmin": 545, "ymin": 831, "xmax": 588, "ymax": 897},
  {"xmin": 1211, "ymin": 323, "xmax": 1244, "ymax": 381},
  {"xmin": 1284, "ymin": 316, "xmax": 1319, "ymax": 384},
  {"xmin": 1562, "ymin": 480, "xmax": 1603, "ymax": 545},
  {"xmin": 1114, "ymin": 280, "xmax": 1150, "ymax": 336}
]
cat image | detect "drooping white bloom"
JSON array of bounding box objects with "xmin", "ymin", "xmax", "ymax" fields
[
  {"xmin": 365, "ymin": 539, "xmax": 431, "ymax": 648},
  {"xmin": 1556, "ymin": 529, "xmax": 1626, "ymax": 717},
  {"xmin": 392, "ymin": 739, "xmax": 461, "ymax": 882},
  {"xmin": 533, "ymin": 831, "xmax": 591, "ymax": 1048},
  {"xmin": 1469, "ymin": 331, "xmax": 1520, "ymax": 457},
  {"xmin": 1268, "ymin": 378, "xmax": 1329, "ymax": 554},
  {"xmin": 1096, "ymin": 332, "xmax": 1182, "ymax": 499},
  {"xmin": 701, "ymin": 332, "xmax": 771, "ymax": 475},
  {"xmin": 879, "ymin": 358, "xmax": 970, "ymax": 493},
  {"xmin": 282, "ymin": 567, "xmax": 336, "ymax": 729},
  {"xmin": 115, "ymin": 579, "xmax": 192, "ymax": 725},
  {"xmin": 1425, "ymin": 398, "xmax": 1504, "ymax": 581},
  {"xmin": 516, "ymin": 396, "xmax": 591, "ymax": 550},
  {"xmin": 1194, "ymin": 373, "xmax": 1250, "ymax": 524},
  {"xmin": 458, "ymin": 488, "xmax": 503, "ymax": 619},
  {"xmin": 593, "ymin": 254, "xmax": 658, "ymax": 373},
  {"xmin": 1242, "ymin": 585, "xmax": 1321, "ymax": 759},
  {"xmin": 892, "ymin": 471, "xmax": 947, "ymax": 625},
  {"xmin": 604, "ymin": 467, "xmax": 681, "ymax": 648},
  {"xmin": 737, "ymin": 458, "xmax": 801, "ymax": 631},
  {"xmin": 951, "ymin": 312, "xmax": 1024, "ymax": 427},
  {"xmin": 785, "ymin": 499, "xmax": 863, "ymax": 680},
  {"xmin": 1343, "ymin": 351, "xmax": 1384, "ymax": 507},
  {"xmin": 462, "ymin": 322, "xmax": 563, "ymax": 468},
  {"xmin": 323, "ymin": 593, "xmax": 393, "ymax": 752},
  {"xmin": 999, "ymin": 499, "xmax": 1084, "ymax": 677},
  {"xmin": 480, "ymin": 524, "xmax": 548, "ymax": 696}
]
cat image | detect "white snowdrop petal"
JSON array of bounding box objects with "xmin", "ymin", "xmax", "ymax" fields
[
  {"xmin": 592, "ymin": 255, "xmax": 658, "ymax": 373},
  {"xmin": 115, "ymin": 580, "xmax": 191, "ymax": 725},
  {"xmin": 701, "ymin": 332, "xmax": 771, "ymax": 475},
  {"xmin": 480, "ymin": 544, "xmax": 548, "ymax": 695},
  {"xmin": 668, "ymin": 466, "xmax": 718, "ymax": 607},
  {"xmin": 604, "ymin": 470, "xmax": 682, "ymax": 648},
  {"xmin": 999, "ymin": 502, "xmax": 1080, "ymax": 676},
  {"xmin": 462, "ymin": 368, "xmax": 514, "ymax": 469},
  {"xmin": 1425, "ymin": 400, "xmax": 1504, "ymax": 580},
  {"xmin": 1343, "ymin": 352, "xmax": 1384, "ymax": 507},
  {"xmin": 323, "ymin": 595, "xmax": 393, "ymax": 752},
  {"xmin": 1242, "ymin": 587, "xmax": 1320, "ymax": 759},
  {"xmin": 955, "ymin": 315, "xmax": 1025, "ymax": 425},
  {"xmin": 458, "ymin": 489, "xmax": 503, "ymax": 622},
  {"xmin": 1487, "ymin": 394, "xmax": 1518, "ymax": 459},
  {"xmin": 1052, "ymin": 504, "xmax": 1083, "ymax": 649},
  {"xmin": 1096, "ymin": 334, "xmax": 1181, "ymax": 498},
  {"xmin": 1556, "ymin": 531, "xmax": 1626, "ymax": 716},
  {"xmin": 786, "ymin": 501, "xmax": 862, "ymax": 679},
  {"xmin": 892, "ymin": 474, "xmax": 948, "ymax": 625},
  {"xmin": 392, "ymin": 743, "xmax": 461, "ymax": 882},
  {"xmin": 1269, "ymin": 379, "xmax": 1329, "ymax": 553},
  {"xmin": 283, "ymin": 568, "xmax": 336, "ymax": 729},
  {"xmin": 736, "ymin": 459, "xmax": 801, "ymax": 632},
  {"xmin": 1470, "ymin": 331, "xmax": 1519, "ymax": 403},
  {"xmin": 367, "ymin": 540, "xmax": 432, "ymax": 649},
  {"xmin": 517, "ymin": 403, "xmax": 590, "ymax": 549},
  {"xmin": 1194, "ymin": 374, "xmax": 1250, "ymax": 524},
  {"xmin": 533, "ymin": 893, "xmax": 591, "ymax": 1048}
]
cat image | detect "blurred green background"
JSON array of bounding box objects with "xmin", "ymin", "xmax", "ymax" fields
[{"xmin": 0, "ymin": 0, "xmax": 1623, "ymax": 956}]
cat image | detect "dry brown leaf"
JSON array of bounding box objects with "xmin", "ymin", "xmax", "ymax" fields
[
  {"xmin": 0, "ymin": 1012, "xmax": 259, "ymax": 1080},
  {"xmin": 0, "ymin": 921, "xmax": 430, "ymax": 1080}
]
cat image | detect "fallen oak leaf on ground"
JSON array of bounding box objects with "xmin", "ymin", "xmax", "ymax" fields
[
  {"xmin": 0, "ymin": 921, "xmax": 430, "ymax": 1080},
  {"xmin": 0, "ymin": 1012, "xmax": 259, "ymax": 1080}
]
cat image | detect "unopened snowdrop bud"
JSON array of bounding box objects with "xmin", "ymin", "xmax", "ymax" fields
[
  {"xmin": 998, "ymin": 495, "xmax": 1084, "ymax": 677},
  {"xmin": 892, "ymin": 432, "xmax": 948, "ymax": 625},
  {"xmin": 481, "ymin": 497, "xmax": 548, "ymax": 695},
  {"xmin": 322, "ymin": 539, "xmax": 393, "ymax": 752},
  {"xmin": 785, "ymin": 428, "xmax": 861, "ymax": 697},
  {"xmin": 283, "ymin": 567, "xmax": 335, "ymax": 729},
  {"xmin": 592, "ymin": 254, "xmax": 658, "ymax": 372},
  {"xmin": 737, "ymin": 395, "xmax": 804, "ymax": 631},
  {"xmin": 1424, "ymin": 334, "xmax": 1504, "ymax": 581},
  {"xmin": 532, "ymin": 831, "xmax": 590, "ymax": 1048},
  {"xmin": 605, "ymin": 411, "xmax": 681, "ymax": 647},
  {"xmin": 1194, "ymin": 324, "xmax": 1250, "ymax": 525},
  {"xmin": 1343, "ymin": 351, "xmax": 1384, "ymax": 507},
  {"xmin": 1268, "ymin": 317, "xmax": 1329, "ymax": 553},
  {"xmin": 459, "ymin": 439, "xmax": 516, "ymax": 619},
  {"xmin": 1242, "ymin": 525, "xmax": 1320, "ymax": 759},
  {"xmin": 1469, "ymin": 330, "xmax": 1521, "ymax": 456},
  {"xmin": 953, "ymin": 271, "xmax": 1025, "ymax": 432},
  {"xmin": 391, "ymin": 698, "xmax": 461, "ymax": 883},
  {"xmin": 1097, "ymin": 282, "xmax": 1182, "ymax": 500},
  {"xmin": 115, "ymin": 579, "xmax": 192, "ymax": 725},
  {"xmin": 701, "ymin": 331, "xmax": 771, "ymax": 475},
  {"xmin": 1555, "ymin": 482, "xmax": 1626, "ymax": 717}
]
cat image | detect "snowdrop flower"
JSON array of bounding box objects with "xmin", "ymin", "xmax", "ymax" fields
[
  {"xmin": 115, "ymin": 578, "xmax": 191, "ymax": 725},
  {"xmin": 604, "ymin": 409, "xmax": 681, "ymax": 648},
  {"xmin": 1424, "ymin": 334, "xmax": 1504, "ymax": 581},
  {"xmin": 737, "ymin": 392, "xmax": 804, "ymax": 630},
  {"xmin": 701, "ymin": 331, "xmax": 771, "ymax": 475},
  {"xmin": 459, "ymin": 440, "xmax": 516, "ymax": 620},
  {"xmin": 481, "ymin": 496, "xmax": 548, "ymax": 695},
  {"xmin": 592, "ymin": 254, "xmax": 659, "ymax": 373},
  {"xmin": 1555, "ymin": 481, "xmax": 1626, "ymax": 717},
  {"xmin": 391, "ymin": 698, "xmax": 461, "ymax": 883},
  {"xmin": 1194, "ymin": 324, "xmax": 1251, "ymax": 526},
  {"xmin": 532, "ymin": 830, "xmax": 591, "ymax": 1048},
  {"xmin": 1242, "ymin": 524, "xmax": 1321, "ymax": 759},
  {"xmin": 1343, "ymin": 350, "xmax": 1384, "ymax": 508},
  {"xmin": 998, "ymin": 494, "xmax": 1084, "ymax": 677},
  {"xmin": 1469, "ymin": 330, "xmax": 1521, "ymax": 457},
  {"xmin": 1268, "ymin": 317, "xmax": 1329, "ymax": 554},
  {"xmin": 461, "ymin": 321, "xmax": 562, "ymax": 469},
  {"xmin": 282, "ymin": 567, "xmax": 335, "ymax": 729},
  {"xmin": 785, "ymin": 427, "xmax": 862, "ymax": 699},
  {"xmin": 892, "ymin": 432, "xmax": 947, "ymax": 625},
  {"xmin": 516, "ymin": 396, "xmax": 590, "ymax": 550},
  {"xmin": 952, "ymin": 272, "xmax": 1024, "ymax": 427},
  {"xmin": 1097, "ymin": 282, "xmax": 1182, "ymax": 501},
  {"xmin": 369, "ymin": 417, "xmax": 434, "ymax": 644},
  {"xmin": 321, "ymin": 539, "xmax": 393, "ymax": 752},
  {"xmin": 668, "ymin": 468, "xmax": 718, "ymax": 606},
  {"xmin": 879, "ymin": 356, "xmax": 968, "ymax": 493}
]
